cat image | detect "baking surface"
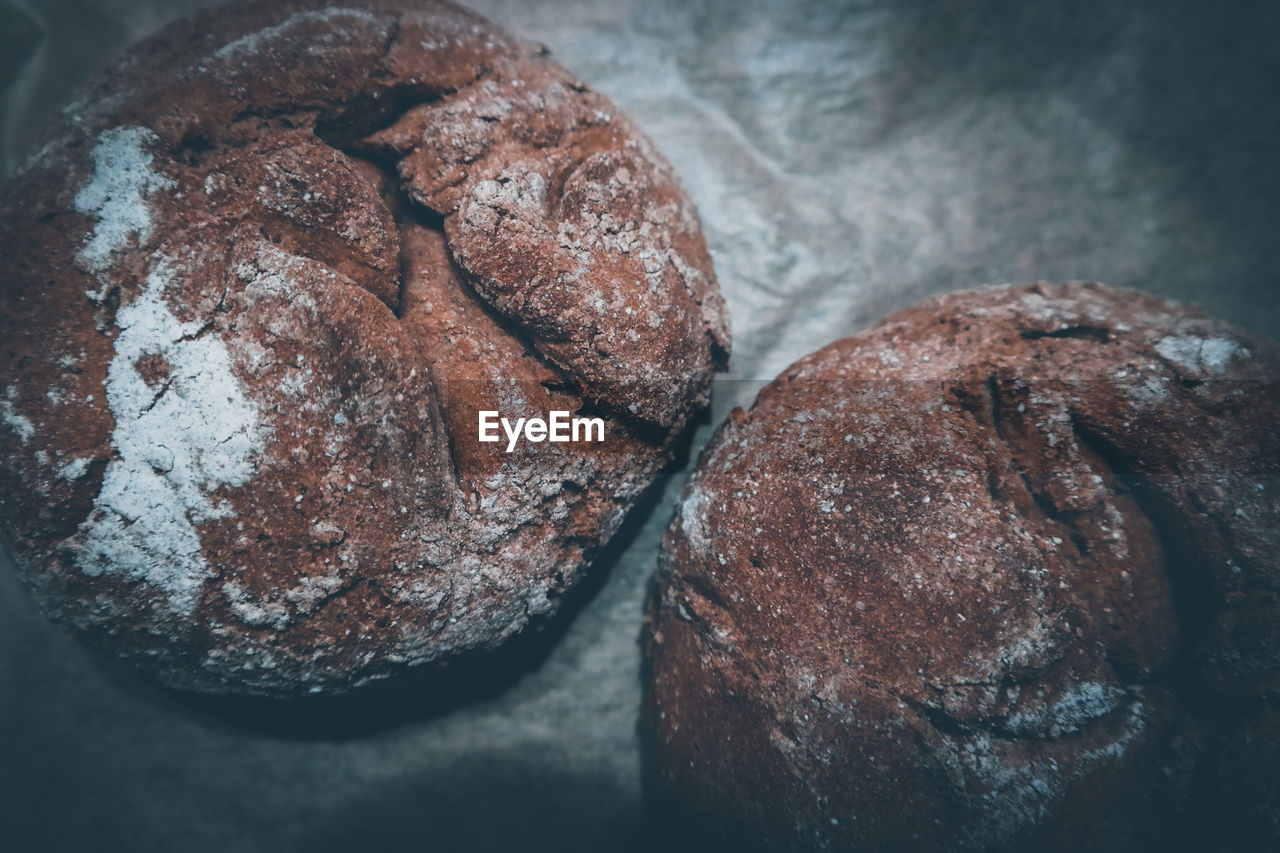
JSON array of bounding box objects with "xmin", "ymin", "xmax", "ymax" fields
[{"xmin": 2, "ymin": 0, "xmax": 1277, "ymax": 849}]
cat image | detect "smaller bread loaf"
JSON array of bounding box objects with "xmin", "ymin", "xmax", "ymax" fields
[
  {"xmin": 0, "ymin": 0, "xmax": 728, "ymax": 695},
  {"xmin": 643, "ymin": 282, "xmax": 1279, "ymax": 852}
]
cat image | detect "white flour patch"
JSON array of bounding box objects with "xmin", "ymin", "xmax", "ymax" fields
[
  {"xmin": 1006, "ymin": 682, "xmax": 1123, "ymax": 735},
  {"xmin": 1154, "ymin": 335, "xmax": 1250, "ymax": 375},
  {"xmin": 680, "ymin": 481, "xmax": 712, "ymax": 553},
  {"xmin": 74, "ymin": 127, "xmax": 173, "ymax": 286},
  {"xmin": 1125, "ymin": 373, "xmax": 1170, "ymax": 406},
  {"xmin": 233, "ymin": 241, "xmax": 319, "ymax": 314},
  {"xmin": 1, "ymin": 385, "xmax": 33, "ymax": 443},
  {"xmin": 939, "ymin": 694, "xmax": 1145, "ymax": 846},
  {"xmin": 75, "ymin": 258, "xmax": 269, "ymax": 613},
  {"xmin": 59, "ymin": 457, "xmax": 91, "ymax": 481},
  {"xmin": 222, "ymin": 581, "xmax": 290, "ymax": 630},
  {"xmin": 213, "ymin": 7, "xmax": 380, "ymax": 59}
]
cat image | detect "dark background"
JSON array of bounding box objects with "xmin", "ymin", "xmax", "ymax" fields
[{"xmin": 2, "ymin": 0, "xmax": 1278, "ymax": 850}]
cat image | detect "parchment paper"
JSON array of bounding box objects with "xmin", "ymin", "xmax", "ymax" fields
[{"xmin": 2, "ymin": 0, "xmax": 1277, "ymax": 849}]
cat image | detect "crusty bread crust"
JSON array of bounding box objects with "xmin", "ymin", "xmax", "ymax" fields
[
  {"xmin": 645, "ymin": 282, "xmax": 1278, "ymax": 851},
  {"xmin": 0, "ymin": 0, "xmax": 728, "ymax": 695}
]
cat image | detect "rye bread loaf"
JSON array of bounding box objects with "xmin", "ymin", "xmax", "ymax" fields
[
  {"xmin": 0, "ymin": 0, "xmax": 729, "ymax": 695},
  {"xmin": 643, "ymin": 282, "xmax": 1278, "ymax": 851}
]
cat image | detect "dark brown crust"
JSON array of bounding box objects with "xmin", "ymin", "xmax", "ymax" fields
[
  {"xmin": 0, "ymin": 0, "xmax": 728, "ymax": 694},
  {"xmin": 643, "ymin": 282, "xmax": 1278, "ymax": 852}
]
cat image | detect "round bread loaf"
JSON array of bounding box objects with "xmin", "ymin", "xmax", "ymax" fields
[
  {"xmin": 643, "ymin": 283, "xmax": 1278, "ymax": 851},
  {"xmin": 0, "ymin": 0, "xmax": 729, "ymax": 695}
]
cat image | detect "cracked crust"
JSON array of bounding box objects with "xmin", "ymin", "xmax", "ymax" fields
[
  {"xmin": 643, "ymin": 282, "xmax": 1279, "ymax": 852},
  {"xmin": 0, "ymin": 0, "xmax": 728, "ymax": 695}
]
